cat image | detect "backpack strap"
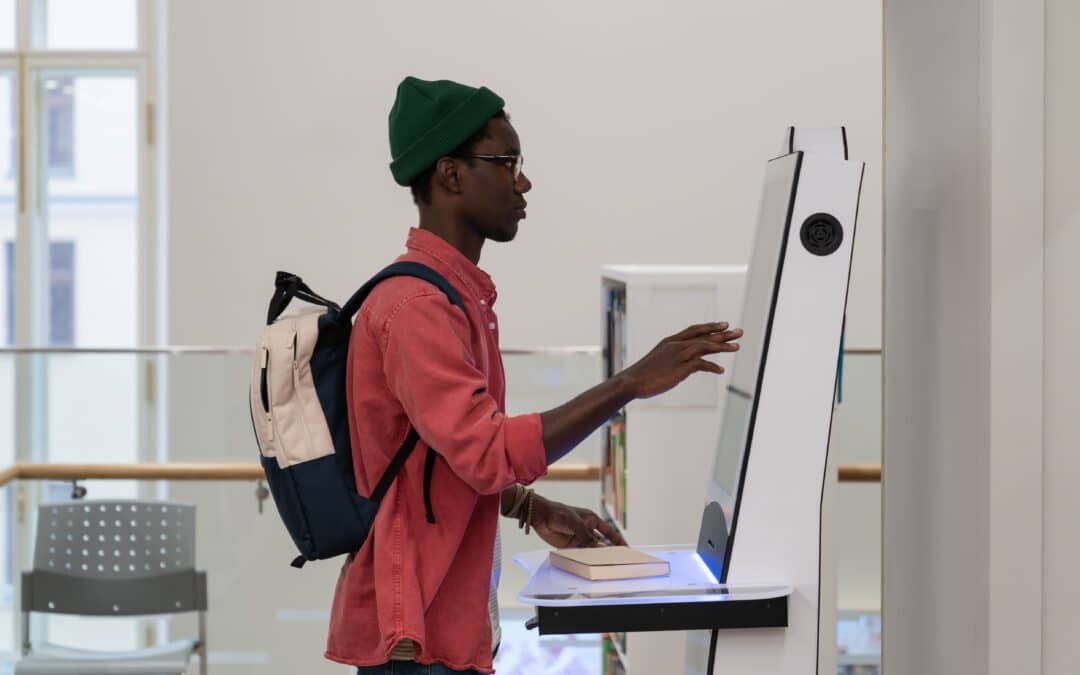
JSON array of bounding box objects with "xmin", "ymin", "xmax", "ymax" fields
[
  {"xmin": 339, "ymin": 261, "xmax": 464, "ymax": 320},
  {"xmin": 348, "ymin": 262, "xmax": 466, "ymax": 524},
  {"xmin": 370, "ymin": 428, "xmax": 420, "ymax": 504},
  {"xmin": 423, "ymin": 448, "xmax": 438, "ymax": 524},
  {"xmin": 370, "ymin": 430, "xmax": 439, "ymax": 525}
]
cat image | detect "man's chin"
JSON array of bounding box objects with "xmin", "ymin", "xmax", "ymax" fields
[{"xmin": 488, "ymin": 223, "xmax": 519, "ymax": 243}]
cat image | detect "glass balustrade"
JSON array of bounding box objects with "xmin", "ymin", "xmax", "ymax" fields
[{"xmin": 0, "ymin": 348, "xmax": 879, "ymax": 674}]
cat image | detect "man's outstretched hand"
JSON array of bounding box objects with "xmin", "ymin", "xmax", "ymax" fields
[
  {"xmin": 620, "ymin": 322, "xmax": 743, "ymax": 399},
  {"xmin": 529, "ymin": 494, "xmax": 627, "ymax": 549},
  {"xmin": 539, "ymin": 321, "xmax": 742, "ymax": 465}
]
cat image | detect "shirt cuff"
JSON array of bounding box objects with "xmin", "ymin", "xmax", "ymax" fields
[{"xmin": 505, "ymin": 413, "xmax": 547, "ymax": 485}]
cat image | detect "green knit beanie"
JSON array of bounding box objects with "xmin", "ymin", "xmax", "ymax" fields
[{"xmin": 388, "ymin": 76, "xmax": 506, "ymax": 186}]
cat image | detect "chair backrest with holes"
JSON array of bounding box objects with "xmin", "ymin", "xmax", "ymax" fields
[{"xmin": 23, "ymin": 500, "xmax": 207, "ymax": 616}]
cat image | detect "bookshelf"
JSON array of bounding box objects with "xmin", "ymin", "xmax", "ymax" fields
[{"xmin": 598, "ymin": 265, "xmax": 746, "ymax": 674}]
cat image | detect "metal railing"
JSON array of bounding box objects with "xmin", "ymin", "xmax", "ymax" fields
[
  {"xmin": 0, "ymin": 345, "xmax": 882, "ymax": 484},
  {"xmin": 0, "ymin": 345, "xmax": 604, "ymax": 355}
]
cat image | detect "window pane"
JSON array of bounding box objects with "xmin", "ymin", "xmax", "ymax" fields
[
  {"xmin": 0, "ymin": 0, "xmax": 14, "ymax": 50},
  {"xmin": 0, "ymin": 71, "xmax": 13, "ymax": 346},
  {"xmin": 40, "ymin": 71, "xmax": 139, "ymax": 478},
  {"xmin": 0, "ymin": 356, "xmax": 11, "ymax": 652},
  {"xmin": 43, "ymin": 0, "xmax": 137, "ymax": 50},
  {"xmin": 42, "ymin": 71, "xmax": 137, "ymax": 347},
  {"xmin": 39, "ymin": 72, "xmax": 141, "ymax": 648},
  {"xmin": 0, "ymin": 69, "xmax": 11, "ymax": 652}
]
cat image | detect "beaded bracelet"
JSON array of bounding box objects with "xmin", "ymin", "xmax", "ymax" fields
[
  {"xmin": 516, "ymin": 488, "xmax": 533, "ymax": 530},
  {"xmin": 501, "ymin": 484, "xmax": 528, "ymax": 518},
  {"xmin": 522, "ymin": 490, "xmax": 534, "ymax": 535}
]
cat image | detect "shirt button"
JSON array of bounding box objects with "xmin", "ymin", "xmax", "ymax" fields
[
  {"xmin": 479, "ymin": 299, "xmax": 486, "ymax": 306},
  {"xmin": 489, "ymin": 322, "xmax": 496, "ymax": 330}
]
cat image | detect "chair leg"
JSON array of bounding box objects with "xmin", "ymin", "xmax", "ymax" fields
[
  {"xmin": 20, "ymin": 611, "xmax": 30, "ymax": 655},
  {"xmin": 198, "ymin": 610, "xmax": 208, "ymax": 675}
]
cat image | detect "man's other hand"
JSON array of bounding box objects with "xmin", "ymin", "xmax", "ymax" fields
[{"xmin": 530, "ymin": 494, "xmax": 627, "ymax": 549}]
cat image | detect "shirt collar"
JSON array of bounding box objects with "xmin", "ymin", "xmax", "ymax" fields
[{"xmin": 406, "ymin": 228, "xmax": 498, "ymax": 306}]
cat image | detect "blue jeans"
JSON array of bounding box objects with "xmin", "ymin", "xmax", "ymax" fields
[{"xmin": 356, "ymin": 663, "xmax": 481, "ymax": 675}]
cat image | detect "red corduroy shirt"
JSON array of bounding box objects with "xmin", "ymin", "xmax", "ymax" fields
[{"xmin": 325, "ymin": 228, "xmax": 547, "ymax": 673}]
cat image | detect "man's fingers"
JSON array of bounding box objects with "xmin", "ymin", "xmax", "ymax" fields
[
  {"xmin": 578, "ymin": 510, "xmax": 627, "ymax": 546},
  {"xmin": 667, "ymin": 322, "xmax": 730, "ymax": 342},
  {"xmin": 695, "ymin": 359, "xmax": 725, "ymax": 376},
  {"xmin": 706, "ymin": 328, "xmax": 743, "ymax": 343},
  {"xmin": 697, "ymin": 340, "xmax": 741, "ymax": 356},
  {"xmin": 594, "ymin": 519, "xmax": 627, "ymax": 546},
  {"xmin": 566, "ymin": 515, "xmax": 595, "ymax": 546},
  {"xmin": 680, "ymin": 338, "xmax": 741, "ymax": 360}
]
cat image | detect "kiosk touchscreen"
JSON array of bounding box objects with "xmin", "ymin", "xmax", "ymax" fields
[{"xmin": 702, "ymin": 152, "xmax": 801, "ymax": 570}]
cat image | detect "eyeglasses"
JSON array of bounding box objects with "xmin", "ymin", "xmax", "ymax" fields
[{"xmin": 465, "ymin": 154, "xmax": 524, "ymax": 180}]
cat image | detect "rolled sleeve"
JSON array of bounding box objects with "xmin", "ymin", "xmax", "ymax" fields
[
  {"xmin": 379, "ymin": 291, "xmax": 548, "ymax": 494},
  {"xmin": 503, "ymin": 413, "xmax": 547, "ymax": 485}
]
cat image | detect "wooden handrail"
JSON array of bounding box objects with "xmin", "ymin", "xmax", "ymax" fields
[
  {"xmin": 0, "ymin": 462, "xmax": 601, "ymax": 488},
  {"xmin": 837, "ymin": 464, "xmax": 882, "ymax": 482},
  {"xmin": 14, "ymin": 462, "xmax": 265, "ymax": 482},
  {"xmin": 0, "ymin": 465, "xmax": 18, "ymax": 488},
  {"xmin": 0, "ymin": 462, "xmax": 881, "ymax": 488}
]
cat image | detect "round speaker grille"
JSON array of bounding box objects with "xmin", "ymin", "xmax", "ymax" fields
[{"xmin": 799, "ymin": 213, "xmax": 844, "ymax": 256}]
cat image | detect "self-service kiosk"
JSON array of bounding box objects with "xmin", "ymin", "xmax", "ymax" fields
[{"xmin": 515, "ymin": 128, "xmax": 865, "ymax": 675}]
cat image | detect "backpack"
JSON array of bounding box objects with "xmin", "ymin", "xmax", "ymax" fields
[{"xmin": 249, "ymin": 263, "xmax": 463, "ymax": 568}]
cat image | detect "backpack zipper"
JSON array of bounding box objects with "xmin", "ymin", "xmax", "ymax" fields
[{"xmin": 261, "ymin": 345, "xmax": 274, "ymax": 441}]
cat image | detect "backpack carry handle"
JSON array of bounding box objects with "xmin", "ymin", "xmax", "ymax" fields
[{"xmin": 266, "ymin": 271, "xmax": 342, "ymax": 325}]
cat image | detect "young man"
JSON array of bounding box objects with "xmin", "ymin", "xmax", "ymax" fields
[{"xmin": 325, "ymin": 77, "xmax": 743, "ymax": 675}]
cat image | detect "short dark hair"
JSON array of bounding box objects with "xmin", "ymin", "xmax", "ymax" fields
[{"xmin": 409, "ymin": 110, "xmax": 508, "ymax": 206}]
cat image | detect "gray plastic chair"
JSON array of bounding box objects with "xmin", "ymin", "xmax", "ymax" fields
[{"xmin": 16, "ymin": 500, "xmax": 208, "ymax": 675}]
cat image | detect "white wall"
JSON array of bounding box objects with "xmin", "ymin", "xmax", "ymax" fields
[
  {"xmin": 883, "ymin": 1, "xmax": 989, "ymax": 670},
  {"xmin": 1043, "ymin": 0, "xmax": 1080, "ymax": 670},
  {"xmin": 884, "ymin": 0, "xmax": 1050, "ymax": 673},
  {"xmin": 165, "ymin": 0, "xmax": 882, "ymax": 351}
]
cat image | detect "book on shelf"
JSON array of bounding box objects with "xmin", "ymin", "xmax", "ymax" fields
[{"xmin": 549, "ymin": 546, "xmax": 670, "ymax": 581}]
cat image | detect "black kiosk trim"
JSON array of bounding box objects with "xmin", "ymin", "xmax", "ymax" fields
[{"xmin": 531, "ymin": 594, "xmax": 788, "ymax": 635}]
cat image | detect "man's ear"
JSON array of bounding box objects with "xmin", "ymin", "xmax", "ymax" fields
[{"xmin": 434, "ymin": 157, "xmax": 463, "ymax": 195}]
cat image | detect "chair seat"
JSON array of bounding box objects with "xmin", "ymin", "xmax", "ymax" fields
[{"xmin": 15, "ymin": 639, "xmax": 198, "ymax": 675}]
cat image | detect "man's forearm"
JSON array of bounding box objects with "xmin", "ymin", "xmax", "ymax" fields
[{"xmin": 539, "ymin": 373, "xmax": 635, "ymax": 465}]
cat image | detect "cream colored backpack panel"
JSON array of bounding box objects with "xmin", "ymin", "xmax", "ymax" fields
[{"xmin": 251, "ymin": 311, "xmax": 335, "ymax": 470}]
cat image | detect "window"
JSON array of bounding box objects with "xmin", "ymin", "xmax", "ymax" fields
[
  {"xmin": 2, "ymin": 240, "xmax": 8, "ymax": 346},
  {"xmin": 46, "ymin": 241, "xmax": 75, "ymax": 345},
  {"xmin": 4, "ymin": 241, "xmax": 75, "ymax": 345},
  {"xmin": 0, "ymin": 0, "xmax": 153, "ymax": 655},
  {"xmin": 45, "ymin": 76, "xmax": 75, "ymax": 176},
  {"xmin": 3, "ymin": 3, "xmax": 145, "ymax": 348}
]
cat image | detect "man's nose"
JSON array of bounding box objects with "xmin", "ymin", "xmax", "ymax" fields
[{"xmin": 516, "ymin": 172, "xmax": 532, "ymax": 193}]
